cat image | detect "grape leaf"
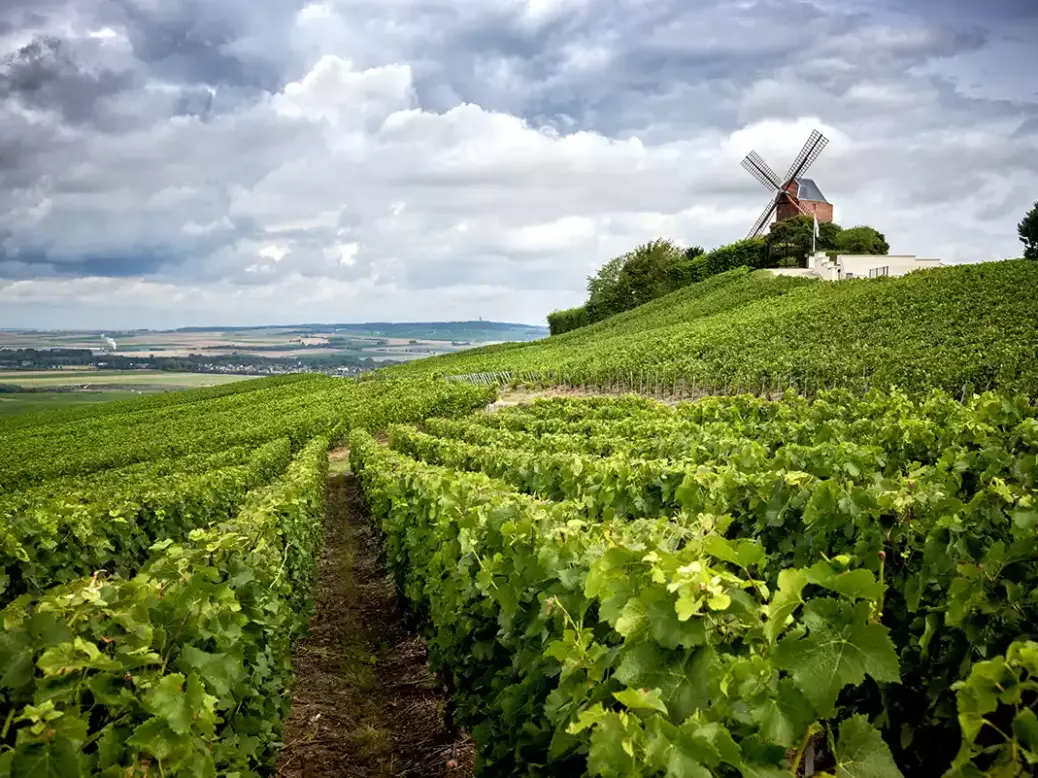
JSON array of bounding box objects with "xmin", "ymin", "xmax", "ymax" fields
[
  {"xmin": 806, "ymin": 562, "xmax": 885, "ymax": 601},
  {"xmin": 615, "ymin": 644, "xmax": 715, "ymax": 721},
  {"xmin": 614, "ymin": 687, "xmax": 669, "ymax": 715},
  {"xmin": 830, "ymin": 715, "xmax": 904, "ymax": 778},
  {"xmin": 11, "ymin": 737, "xmax": 85, "ymax": 778},
  {"xmin": 752, "ymin": 678, "xmax": 815, "ymax": 747},
  {"xmin": 775, "ymin": 604, "xmax": 900, "ymax": 715},
  {"xmin": 765, "ymin": 569, "xmax": 807, "ymax": 643}
]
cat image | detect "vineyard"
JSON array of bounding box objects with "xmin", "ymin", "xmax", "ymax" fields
[
  {"xmin": 353, "ymin": 390, "xmax": 1038, "ymax": 777},
  {"xmin": 383, "ymin": 261, "xmax": 1038, "ymax": 397},
  {"xmin": 0, "ymin": 376, "xmax": 495, "ymax": 776},
  {"xmin": 2, "ymin": 260, "xmax": 1038, "ymax": 776}
]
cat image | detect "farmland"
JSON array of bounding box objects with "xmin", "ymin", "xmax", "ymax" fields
[
  {"xmin": 0, "ymin": 371, "xmax": 252, "ymax": 416},
  {"xmin": 2, "ymin": 260, "xmax": 1038, "ymax": 777},
  {"xmin": 1, "ymin": 321, "xmax": 547, "ymax": 363}
]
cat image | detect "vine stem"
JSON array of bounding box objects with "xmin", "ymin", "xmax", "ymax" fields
[
  {"xmin": 1, "ymin": 707, "xmax": 15, "ymax": 741},
  {"xmin": 790, "ymin": 722, "xmax": 823, "ymax": 773}
]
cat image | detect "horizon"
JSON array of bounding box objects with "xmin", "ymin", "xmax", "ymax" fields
[
  {"xmin": 0, "ymin": 319, "xmax": 550, "ymax": 335},
  {"xmin": 2, "ymin": 0, "xmax": 1035, "ymax": 329}
]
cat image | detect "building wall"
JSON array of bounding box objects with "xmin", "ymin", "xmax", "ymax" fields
[
  {"xmin": 802, "ymin": 253, "xmax": 945, "ymax": 280},
  {"xmin": 837, "ymin": 255, "xmax": 943, "ymax": 279},
  {"xmin": 776, "ymin": 199, "xmax": 833, "ymax": 223}
]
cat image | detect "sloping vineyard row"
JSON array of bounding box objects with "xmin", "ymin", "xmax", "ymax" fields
[
  {"xmin": 0, "ymin": 378, "xmax": 497, "ymax": 776},
  {"xmin": 0, "ymin": 438, "xmax": 292, "ymax": 605},
  {"xmin": 384, "ymin": 262, "xmax": 1038, "ymax": 398},
  {"xmin": 354, "ymin": 391, "xmax": 1038, "ymax": 777}
]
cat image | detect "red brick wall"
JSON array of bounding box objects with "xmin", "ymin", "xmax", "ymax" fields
[{"xmin": 777, "ymin": 200, "xmax": 833, "ymax": 222}]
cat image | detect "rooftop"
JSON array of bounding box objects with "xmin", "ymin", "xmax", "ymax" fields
[{"xmin": 795, "ymin": 177, "xmax": 828, "ymax": 203}]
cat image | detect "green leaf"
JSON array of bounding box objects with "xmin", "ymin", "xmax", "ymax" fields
[
  {"xmin": 775, "ymin": 601, "xmax": 900, "ymax": 716},
  {"xmin": 587, "ymin": 713, "xmax": 638, "ymax": 776},
  {"xmin": 126, "ymin": 717, "xmax": 181, "ymax": 761},
  {"xmin": 143, "ymin": 674, "xmax": 193, "ymax": 735},
  {"xmin": 806, "ymin": 562, "xmax": 885, "ymax": 601},
  {"xmin": 1011, "ymin": 509, "xmax": 1038, "ymax": 532},
  {"xmin": 1013, "ymin": 708, "xmax": 1038, "ymax": 752},
  {"xmin": 753, "ymin": 678, "xmax": 815, "ymax": 748},
  {"xmin": 10, "ymin": 737, "xmax": 84, "ymax": 778},
  {"xmin": 831, "ymin": 715, "xmax": 904, "ymax": 778},
  {"xmin": 175, "ymin": 646, "xmax": 240, "ymax": 698},
  {"xmin": 702, "ymin": 535, "xmax": 765, "ymax": 569},
  {"xmin": 567, "ymin": 704, "xmax": 607, "ymax": 735},
  {"xmin": 0, "ymin": 634, "xmax": 34, "ymax": 691},
  {"xmin": 615, "ymin": 597, "xmax": 650, "ymax": 640},
  {"xmin": 614, "ymin": 687, "xmax": 669, "ymax": 715},
  {"xmin": 615, "ymin": 644, "xmax": 714, "ymax": 721},
  {"xmin": 645, "ymin": 590, "xmax": 706, "ymax": 649},
  {"xmin": 94, "ymin": 724, "xmax": 128, "ymax": 771},
  {"xmin": 765, "ymin": 569, "xmax": 807, "ymax": 643}
]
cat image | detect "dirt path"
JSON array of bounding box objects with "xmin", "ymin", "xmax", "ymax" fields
[
  {"xmin": 488, "ymin": 385, "xmax": 684, "ymax": 410},
  {"xmin": 276, "ymin": 456, "xmax": 474, "ymax": 778}
]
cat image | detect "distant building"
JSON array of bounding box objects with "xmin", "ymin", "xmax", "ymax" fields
[{"xmin": 769, "ymin": 253, "xmax": 946, "ymax": 281}]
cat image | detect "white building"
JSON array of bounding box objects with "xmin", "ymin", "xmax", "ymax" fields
[{"xmin": 768, "ymin": 253, "xmax": 946, "ymax": 281}]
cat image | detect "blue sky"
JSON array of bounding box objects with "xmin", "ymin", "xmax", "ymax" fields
[{"xmin": 1, "ymin": 0, "xmax": 1036, "ymax": 328}]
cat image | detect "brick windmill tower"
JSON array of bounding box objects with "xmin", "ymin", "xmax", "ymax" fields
[{"xmin": 740, "ymin": 129, "xmax": 833, "ymax": 238}]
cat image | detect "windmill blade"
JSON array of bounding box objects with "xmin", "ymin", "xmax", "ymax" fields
[
  {"xmin": 747, "ymin": 197, "xmax": 779, "ymax": 239},
  {"xmin": 741, "ymin": 150, "xmax": 783, "ymax": 190},
  {"xmin": 782, "ymin": 129, "xmax": 829, "ymax": 184},
  {"xmin": 741, "ymin": 156, "xmax": 776, "ymax": 191}
]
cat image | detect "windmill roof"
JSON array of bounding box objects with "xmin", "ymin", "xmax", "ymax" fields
[{"xmin": 796, "ymin": 177, "xmax": 828, "ymax": 203}]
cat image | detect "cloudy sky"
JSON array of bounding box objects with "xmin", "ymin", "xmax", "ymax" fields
[{"xmin": 1, "ymin": 0, "xmax": 1036, "ymax": 329}]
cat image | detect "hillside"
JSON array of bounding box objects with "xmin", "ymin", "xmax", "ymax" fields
[
  {"xmin": 3, "ymin": 262, "xmax": 1038, "ymax": 778},
  {"xmin": 384, "ymin": 261, "xmax": 1038, "ymax": 396}
]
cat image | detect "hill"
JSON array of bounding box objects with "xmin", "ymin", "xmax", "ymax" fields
[
  {"xmin": 3, "ymin": 263, "xmax": 1038, "ymax": 778},
  {"xmin": 383, "ymin": 260, "xmax": 1038, "ymax": 396}
]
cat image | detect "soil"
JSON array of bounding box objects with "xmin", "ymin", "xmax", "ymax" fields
[{"xmin": 276, "ymin": 458, "xmax": 475, "ymax": 778}]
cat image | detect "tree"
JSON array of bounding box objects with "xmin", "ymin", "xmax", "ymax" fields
[
  {"xmin": 1019, "ymin": 201, "xmax": 1038, "ymax": 260},
  {"xmin": 585, "ymin": 238, "xmax": 687, "ymax": 320},
  {"xmin": 617, "ymin": 238, "xmax": 687, "ymax": 308},
  {"xmin": 585, "ymin": 255, "xmax": 631, "ymax": 321},
  {"xmin": 766, "ymin": 215, "xmax": 841, "ymax": 266},
  {"xmin": 836, "ymin": 226, "xmax": 890, "ymax": 255}
]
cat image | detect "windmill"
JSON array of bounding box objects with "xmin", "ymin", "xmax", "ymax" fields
[{"xmin": 741, "ymin": 129, "xmax": 833, "ymax": 239}]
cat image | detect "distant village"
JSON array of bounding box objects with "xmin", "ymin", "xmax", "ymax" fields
[{"xmin": 0, "ymin": 347, "xmax": 390, "ymax": 377}]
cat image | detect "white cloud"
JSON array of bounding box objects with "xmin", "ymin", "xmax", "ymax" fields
[
  {"xmin": 259, "ymin": 244, "xmax": 289, "ymax": 262},
  {"xmin": 1, "ymin": 0, "xmax": 1036, "ymax": 328}
]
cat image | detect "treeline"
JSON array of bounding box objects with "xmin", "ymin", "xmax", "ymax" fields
[{"xmin": 548, "ymin": 216, "xmax": 888, "ymax": 335}]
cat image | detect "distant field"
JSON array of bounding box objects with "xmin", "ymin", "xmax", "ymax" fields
[
  {"xmin": 0, "ymin": 321, "xmax": 547, "ymax": 362},
  {"xmin": 0, "ymin": 371, "xmax": 253, "ymax": 418},
  {"xmin": 0, "ymin": 391, "xmax": 140, "ymax": 416},
  {"xmin": 0, "ymin": 370, "xmax": 252, "ymax": 389}
]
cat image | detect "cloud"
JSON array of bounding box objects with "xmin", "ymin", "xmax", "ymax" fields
[{"xmin": 0, "ymin": 0, "xmax": 1036, "ymax": 327}]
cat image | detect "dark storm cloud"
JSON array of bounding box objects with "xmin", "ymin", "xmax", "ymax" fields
[
  {"xmin": 0, "ymin": 37, "xmax": 134, "ymax": 125},
  {"xmin": 102, "ymin": 0, "xmax": 305, "ymax": 90},
  {"xmin": 887, "ymin": 0, "xmax": 1038, "ymax": 21}
]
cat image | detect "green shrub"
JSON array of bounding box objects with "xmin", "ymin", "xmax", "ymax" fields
[{"xmin": 548, "ymin": 306, "xmax": 591, "ymax": 335}]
